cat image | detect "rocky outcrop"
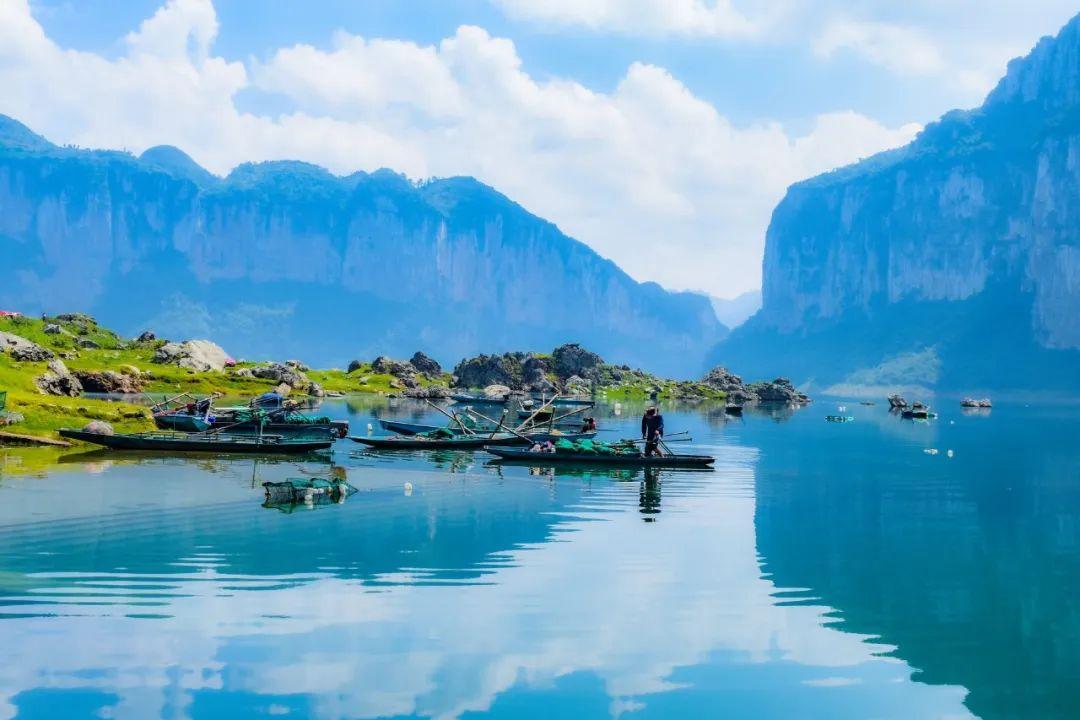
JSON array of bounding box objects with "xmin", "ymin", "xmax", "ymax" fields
[
  {"xmin": 0, "ymin": 115, "xmax": 722, "ymax": 377},
  {"xmin": 701, "ymin": 366, "xmax": 756, "ymax": 403},
  {"xmin": 522, "ymin": 356, "xmax": 556, "ymax": 393},
  {"xmin": 714, "ymin": 13, "xmax": 1080, "ymax": 391},
  {"xmin": 250, "ymin": 362, "xmax": 309, "ymax": 388},
  {"xmin": 371, "ymin": 356, "xmax": 419, "ymax": 388},
  {"xmin": 152, "ymin": 340, "xmax": 230, "ymax": 372},
  {"xmin": 35, "ymin": 359, "xmax": 82, "ymax": 396},
  {"xmin": 72, "ymin": 369, "xmax": 144, "ymax": 394},
  {"xmin": 136, "ymin": 331, "xmax": 156, "ymax": 343},
  {"xmin": 81, "ymin": 420, "xmax": 114, "ymax": 435},
  {"xmin": 0, "ymin": 331, "xmax": 53, "ymax": 362},
  {"xmin": 747, "ymin": 378, "xmax": 811, "ymax": 404},
  {"xmin": 409, "ymin": 352, "xmax": 442, "ymax": 379},
  {"xmin": 452, "ymin": 353, "xmax": 523, "ymax": 389},
  {"xmin": 552, "ymin": 344, "xmax": 603, "ymax": 379}
]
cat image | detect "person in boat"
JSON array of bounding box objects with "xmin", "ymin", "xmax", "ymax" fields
[
  {"xmin": 641, "ymin": 406, "xmax": 664, "ymax": 457},
  {"xmin": 580, "ymin": 416, "xmax": 597, "ymax": 433}
]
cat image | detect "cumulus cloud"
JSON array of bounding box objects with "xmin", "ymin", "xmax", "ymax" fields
[
  {"xmin": 0, "ymin": 0, "xmax": 920, "ymax": 296},
  {"xmin": 813, "ymin": 19, "xmax": 946, "ymax": 76}
]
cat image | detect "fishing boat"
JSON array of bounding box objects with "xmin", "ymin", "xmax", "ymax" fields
[
  {"xmin": 58, "ymin": 429, "xmax": 332, "ymax": 454},
  {"xmin": 379, "ymin": 417, "xmax": 587, "ymax": 436},
  {"xmin": 450, "ymin": 393, "xmax": 510, "ymax": 405},
  {"xmin": 529, "ymin": 396, "xmax": 594, "ymax": 407},
  {"xmin": 352, "ymin": 428, "xmax": 597, "ymax": 450},
  {"xmin": 152, "ymin": 393, "xmax": 215, "ymax": 432},
  {"xmin": 485, "ymin": 446, "xmax": 715, "ymax": 467}
]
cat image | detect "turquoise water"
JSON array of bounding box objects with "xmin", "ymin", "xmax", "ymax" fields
[{"xmin": 0, "ymin": 398, "xmax": 1076, "ymax": 719}]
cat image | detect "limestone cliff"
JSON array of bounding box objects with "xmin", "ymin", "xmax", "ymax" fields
[
  {"xmin": 714, "ymin": 13, "xmax": 1080, "ymax": 391},
  {"xmin": 0, "ymin": 117, "xmax": 723, "ymax": 376}
]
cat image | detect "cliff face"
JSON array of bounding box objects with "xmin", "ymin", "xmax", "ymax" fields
[
  {"xmin": 714, "ymin": 13, "xmax": 1080, "ymax": 391},
  {"xmin": 0, "ymin": 118, "xmax": 723, "ymax": 375}
]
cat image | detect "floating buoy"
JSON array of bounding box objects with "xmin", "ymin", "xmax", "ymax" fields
[
  {"xmin": 403, "ymin": 481, "xmax": 413, "ymax": 496},
  {"xmin": 947, "ymin": 449, "xmax": 954, "ymax": 458}
]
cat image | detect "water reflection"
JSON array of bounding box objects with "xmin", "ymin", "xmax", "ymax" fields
[{"xmin": 2, "ymin": 397, "xmax": 1058, "ymax": 718}]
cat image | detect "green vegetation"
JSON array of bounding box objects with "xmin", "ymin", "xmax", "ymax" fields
[{"xmin": 590, "ymin": 365, "xmax": 727, "ymax": 401}]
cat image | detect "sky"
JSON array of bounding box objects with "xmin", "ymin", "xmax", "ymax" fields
[{"xmin": 2, "ymin": 1, "xmax": 1077, "ymax": 298}]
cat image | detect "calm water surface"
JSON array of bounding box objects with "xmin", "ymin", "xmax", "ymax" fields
[{"xmin": 0, "ymin": 397, "xmax": 1077, "ymax": 719}]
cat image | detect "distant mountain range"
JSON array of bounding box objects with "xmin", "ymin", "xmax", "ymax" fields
[
  {"xmin": 712, "ymin": 12, "xmax": 1080, "ymax": 393},
  {"xmin": 0, "ymin": 116, "xmax": 724, "ymax": 376}
]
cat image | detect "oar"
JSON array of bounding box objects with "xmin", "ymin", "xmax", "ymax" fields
[
  {"xmin": 424, "ymin": 399, "xmax": 474, "ymax": 435},
  {"xmin": 467, "ymin": 407, "xmax": 537, "ymax": 445},
  {"xmin": 514, "ymin": 395, "xmax": 559, "ymax": 431}
]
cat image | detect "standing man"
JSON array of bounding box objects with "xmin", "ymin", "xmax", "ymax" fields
[{"xmin": 641, "ymin": 406, "xmax": 664, "ymax": 457}]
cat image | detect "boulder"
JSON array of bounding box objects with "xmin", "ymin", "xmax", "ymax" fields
[
  {"xmin": 372, "ymin": 356, "xmax": 419, "ymax": 387},
  {"xmin": 81, "ymin": 420, "xmax": 114, "ymax": 435},
  {"xmin": 231, "ymin": 367, "xmax": 255, "ymax": 378},
  {"xmin": 136, "ymin": 331, "xmax": 156, "ymax": 343},
  {"xmin": 563, "ymin": 375, "xmax": 591, "ymax": 396},
  {"xmin": 35, "ymin": 359, "xmax": 82, "ymax": 397},
  {"xmin": 401, "ymin": 385, "xmax": 451, "ymax": 399},
  {"xmin": 72, "ymin": 370, "xmax": 145, "ymax": 394},
  {"xmin": 452, "ymin": 353, "xmax": 523, "ymax": 389},
  {"xmin": 483, "ymin": 384, "xmax": 512, "ymax": 399},
  {"xmin": 347, "ymin": 359, "xmax": 364, "ymax": 373},
  {"xmin": 746, "ymin": 377, "xmax": 811, "ymax": 404},
  {"xmin": 307, "ymin": 381, "xmax": 326, "ymax": 398},
  {"xmin": 286, "ymin": 359, "xmax": 310, "ymax": 372},
  {"xmin": 0, "ymin": 331, "xmax": 54, "ymax": 362},
  {"xmin": 552, "ymin": 343, "xmax": 603, "ymax": 380},
  {"xmin": 43, "ymin": 323, "xmax": 65, "ymax": 335},
  {"xmin": 77, "ymin": 338, "xmax": 101, "ymax": 349},
  {"xmin": 250, "ymin": 362, "xmax": 309, "ymax": 388},
  {"xmin": 701, "ymin": 366, "xmax": 756, "ymax": 403},
  {"xmin": 152, "ymin": 340, "xmax": 230, "ymax": 372},
  {"xmin": 409, "ymin": 351, "xmax": 442, "ymax": 378},
  {"xmin": 522, "ymin": 356, "xmax": 556, "ymax": 393}
]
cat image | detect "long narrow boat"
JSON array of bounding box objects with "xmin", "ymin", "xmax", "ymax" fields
[
  {"xmin": 485, "ymin": 446, "xmax": 715, "ymax": 467},
  {"xmin": 379, "ymin": 419, "xmax": 587, "ymax": 436},
  {"xmin": 531, "ymin": 397, "xmax": 594, "ymax": 407},
  {"xmin": 58, "ymin": 429, "xmax": 332, "ymax": 454},
  {"xmin": 450, "ymin": 394, "xmax": 510, "ymax": 405},
  {"xmin": 351, "ymin": 430, "xmax": 597, "ymax": 450}
]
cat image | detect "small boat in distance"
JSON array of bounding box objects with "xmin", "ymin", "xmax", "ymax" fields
[
  {"xmin": 901, "ymin": 402, "xmax": 937, "ymax": 420},
  {"xmin": 451, "ymin": 393, "xmax": 510, "ymax": 405}
]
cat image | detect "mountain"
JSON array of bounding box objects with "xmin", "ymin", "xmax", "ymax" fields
[
  {"xmin": 711, "ymin": 13, "xmax": 1080, "ymax": 393},
  {"xmin": 709, "ymin": 290, "xmax": 761, "ymax": 329},
  {"xmin": 0, "ymin": 115, "xmax": 723, "ymax": 376}
]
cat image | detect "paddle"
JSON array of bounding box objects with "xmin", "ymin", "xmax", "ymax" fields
[
  {"xmin": 424, "ymin": 399, "xmax": 474, "ymax": 435},
  {"xmin": 466, "ymin": 407, "xmax": 537, "ymax": 445}
]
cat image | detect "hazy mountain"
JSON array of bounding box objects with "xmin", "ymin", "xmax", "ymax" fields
[
  {"xmin": 711, "ymin": 13, "xmax": 1080, "ymax": 393},
  {"xmin": 709, "ymin": 290, "xmax": 761, "ymax": 329},
  {"xmin": 0, "ymin": 116, "xmax": 723, "ymax": 376}
]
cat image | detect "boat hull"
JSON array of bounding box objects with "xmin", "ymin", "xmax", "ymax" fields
[
  {"xmin": 350, "ymin": 430, "xmax": 597, "ymax": 450},
  {"xmin": 59, "ymin": 429, "xmax": 332, "ymax": 454},
  {"xmin": 485, "ymin": 447, "xmax": 715, "ymax": 467},
  {"xmin": 154, "ymin": 413, "xmax": 212, "ymax": 432}
]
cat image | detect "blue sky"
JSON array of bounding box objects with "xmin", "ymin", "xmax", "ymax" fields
[{"xmin": 7, "ymin": 0, "xmax": 1079, "ymax": 296}]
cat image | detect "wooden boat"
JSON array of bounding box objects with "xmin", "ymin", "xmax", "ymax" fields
[
  {"xmin": 451, "ymin": 394, "xmax": 509, "ymax": 405},
  {"xmin": 528, "ymin": 397, "xmax": 594, "ymax": 407},
  {"xmin": 485, "ymin": 446, "xmax": 715, "ymax": 467},
  {"xmin": 379, "ymin": 418, "xmax": 586, "ymax": 435},
  {"xmin": 58, "ymin": 429, "xmax": 332, "ymax": 454},
  {"xmin": 900, "ymin": 402, "xmax": 937, "ymax": 419},
  {"xmin": 154, "ymin": 412, "xmax": 212, "ymax": 432}
]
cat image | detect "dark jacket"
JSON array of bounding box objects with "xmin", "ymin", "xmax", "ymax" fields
[{"xmin": 641, "ymin": 413, "xmax": 664, "ymax": 439}]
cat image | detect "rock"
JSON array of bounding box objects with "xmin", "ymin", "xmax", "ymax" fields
[
  {"xmin": 552, "ymin": 343, "xmax": 603, "ymax": 379},
  {"xmin": 231, "ymin": 367, "xmax": 255, "ymax": 378},
  {"xmin": 409, "ymin": 351, "xmax": 442, "ymax": 378},
  {"xmin": 0, "ymin": 411, "xmax": 25, "ymax": 427},
  {"xmin": 81, "ymin": 420, "xmax": 114, "ymax": 435},
  {"xmin": 347, "ymin": 359, "xmax": 364, "ymax": 373},
  {"xmin": 522, "ymin": 356, "xmax": 556, "ymax": 393},
  {"xmin": 56, "ymin": 312, "xmax": 96, "ymax": 325},
  {"xmin": 77, "ymin": 338, "xmax": 101, "ymax": 349},
  {"xmin": 274, "ymin": 383, "xmax": 292, "ymax": 396},
  {"xmin": 483, "ymin": 384, "xmax": 512, "ymax": 399},
  {"xmin": 286, "ymin": 359, "xmax": 310, "ymax": 372},
  {"xmin": 152, "ymin": 340, "xmax": 230, "ymax": 372},
  {"xmin": 402, "ymin": 385, "xmax": 451, "ymax": 399},
  {"xmin": 372, "ymin": 356, "xmax": 419, "ymax": 387},
  {"xmin": 452, "ymin": 353, "xmax": 524, "ymax": 389},
  {"xmin": 307, "ymin": 381, "xmax": 325, "ymax": 397},
  {"xmin": 43, "ymin": 323, "xmax": 65, "ymax": 335},
  {"xmin": 250, "ymin": 362, "xmax": 309, "ymax": 388},
  {"xmin": 0, "ymin": 331, "xmax": 54, "ymax": 362},
  {"xmin": 563, "ymin": 375, "xmax": 591, "ymax": 396},
  {"xmin": 72, "ymin": 370, "xmax": 144, "ymax": 394},
  {"xmin": 701, "ymin": 366, "xmax": 756, "ymax": 403},
  {"xmin": 34, "ymin": 359, "xmax": 82, "ymax": 397},
  {"xmin": 746, "ymin": 377, "xmax": 811, "ymax": 404},
  {"xmin": 136, "ymin": 331, "xmax": 156, "ymax": 343}
]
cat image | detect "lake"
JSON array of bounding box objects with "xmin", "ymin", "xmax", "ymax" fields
[{"xmin": 0, "ymin": 397, "xmax": 1077, "ymax": 719}]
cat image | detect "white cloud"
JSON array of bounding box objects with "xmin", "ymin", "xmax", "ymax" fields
[
  {"xmin": 813, "ymin": 19, "xmax": 946, "ymax": 76},
  {"xmin": 0, "ymin": 0, "xmax": 920, "ymax": 297},
  {"xmin": 490, "ymin": 0, "xmax": 764, "ymax": 38}
]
